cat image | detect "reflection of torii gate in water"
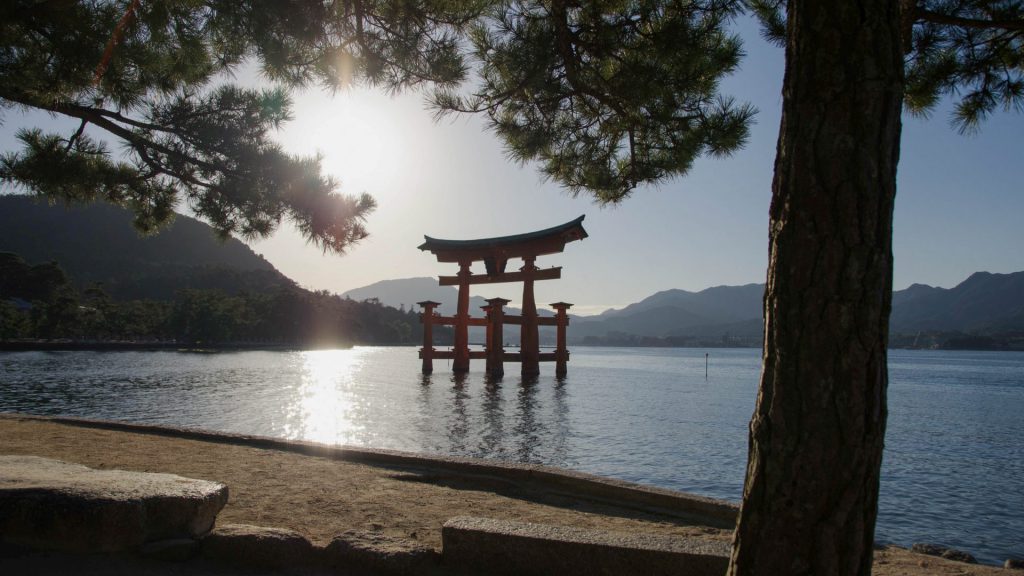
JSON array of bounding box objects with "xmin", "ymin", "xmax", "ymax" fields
[{"xmin": 417, "ymin": 216, "xmax": 588, "ymax": 377}]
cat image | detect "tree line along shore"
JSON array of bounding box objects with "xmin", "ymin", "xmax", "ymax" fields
[{"xmin": 0, "ymin": 251, "xmax": 450, "ymax": 349}]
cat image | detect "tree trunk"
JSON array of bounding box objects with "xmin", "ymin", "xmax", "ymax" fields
[{"xmin": 727, "ymin": 1, "xmax": 904, "ymax": 575}]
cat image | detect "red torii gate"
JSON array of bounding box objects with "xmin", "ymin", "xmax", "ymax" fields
[{"xmin": 417, "ymin": 216, "xmax": 588, "ymax": 377}]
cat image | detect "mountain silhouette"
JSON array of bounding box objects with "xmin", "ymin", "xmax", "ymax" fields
[
  {"xmin": 0, "ymin": 195, "xmax": 291, "ymax": 300},
  {"xmin": 343, "ymin": 272, "xmax": 1024, "ymax": 345},
  {"xmin": 888, "ymin": 271, "xmax": 1024, "ymax": 332}
]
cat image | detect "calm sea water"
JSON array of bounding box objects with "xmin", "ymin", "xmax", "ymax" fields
[{"xmin": 1, "ymin": 347, "xmax": 1021, "ymax": 564}]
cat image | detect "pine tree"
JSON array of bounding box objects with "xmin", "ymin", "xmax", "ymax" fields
[
  {"xmin": 0, "ymin": 0, "xmax": 481, "ymax": 252},
  {"xmin": 436, "ymin": 2, "xmax": 1021, "ymax": 575},
  {"xmin": 731, "ymin": 3, "xmax": 1020, "ymax": 574},
  {"xmin": 433, "ymin": 0, "xmax": 756, "ymax": 199}
]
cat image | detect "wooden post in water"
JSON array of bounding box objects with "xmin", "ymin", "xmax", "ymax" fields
[
  {"xmin": 520, "ymin": 256, "xmax": 539, "ymax": 377},
  {"xmin": 418, "ymin": 301, "xmax": 440, "ymax": 374},
  {"xmin": 453, "ymin": 261, "xmax": 471, "ymax": 373},
  {"xmin": 481, "ymin": 302, "xmax": 493, "ymax": 373},
  {"xmin": 551, "ymin": 302, "xmax": 572, "ymax": 377},
  {"xmin": 486, "ymin": 298, "xmax": 509, "ymax": 377}
]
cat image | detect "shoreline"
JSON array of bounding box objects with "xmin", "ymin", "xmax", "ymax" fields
[
  {"xmin": 0, "ymin": 413, "xmax": 1013, "ymax": 574},
  {"xmin": 5, "ymin": 341, "xmax": 1024, "ymax": 352},
  {"xmin": 0, "ymin": 341, "xmax": 338, "ymax": 352}
]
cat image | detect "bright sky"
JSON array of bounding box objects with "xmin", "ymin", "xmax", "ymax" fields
[{"xmin": 2, "ymin": 20, "xmax": 1022, "ymax": 315}]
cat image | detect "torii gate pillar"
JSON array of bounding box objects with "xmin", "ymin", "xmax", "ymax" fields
[
  {"xmin": 551, "ymin": 302, "xmax": 572, "ymax": 377},
  {"xmin": 485, "ymin": 298, "xmax": 510, "ymax": 377},
  {"xmin": 520, "ymin": 256, "xmax": 540, "ymax": 377},
  {"xmin": 417, "ymin": 300, "xmax": 440, "ymax": 374},
  {"xmin": 453, "ymin": 261, "xmax": 472, "ymax": 373}
]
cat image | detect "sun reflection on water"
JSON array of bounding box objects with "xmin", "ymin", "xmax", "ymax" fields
[{"xmin": 284, "ymin": 349, "xmax": 366, "ymax": 445}]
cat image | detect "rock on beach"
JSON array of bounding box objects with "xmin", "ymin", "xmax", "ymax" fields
[
  {"xmin": 910, "ymin": 542, "xmax": 977, "ymax": 564},
  {"xmin": 0, "ymin": 455, "xmax": 228, "ymax": 552}
]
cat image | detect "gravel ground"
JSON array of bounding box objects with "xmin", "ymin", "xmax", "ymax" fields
[{"xmin": 0, "ymin": 415, "xmax": 1010, "ymax": 575}]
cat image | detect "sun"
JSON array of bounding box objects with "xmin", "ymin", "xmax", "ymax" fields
[
  {"xmin": 282, "ymin": 89, "xmax": 408, "ymax": 192},
  {"xmin": 325, "ymin": 103, "xmax": 392, "ymax": 188}
]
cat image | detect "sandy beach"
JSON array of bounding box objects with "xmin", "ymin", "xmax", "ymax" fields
[{"xmin": 0, "ymin": 414, "xmax": 1010, "ymax": 575}]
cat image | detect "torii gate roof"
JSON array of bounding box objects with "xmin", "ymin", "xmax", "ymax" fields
[{"xmin": 418, "ymin": 215, "xmax": 588, "ymax": 264}]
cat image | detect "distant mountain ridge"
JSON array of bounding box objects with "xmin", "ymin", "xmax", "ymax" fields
[
  {"xmin": 0, "ymin": 195, "xmax": 292, "ymax": 299},
  {"xmin": 343, "ymin": 277, "xmax": 480, "ymax": 314},
  {"xmin": 889, "ymin": 271, "xmax": 1024, "ymax": 333},
  {"xmin": 342, "ymin": 277, "xmax": 552, "ymax": 318},
  {"xmin": 596, "ymin": 284, "xmax": 764, "ymax": 322},
  {"xmin": 0, "ymin": 196, "xmax": 424, "ymax": 346},
  {"xmin": 342, "ymin": 277, "xmax": 551, "ymax": 344},
  {"xmin": 344, "ymin": 271, "xmax": 1024, "ymax": 347}
]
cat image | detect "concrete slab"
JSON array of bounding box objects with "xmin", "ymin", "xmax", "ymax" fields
[
  {"xmin": 201, "ymin": 523, "xmax": 316, "ymax": 569},
  {"xmin": 326, "ymin": 530, "xmax": 440, "ymax": 574},
  {"xmin": 0, "ymin": 455, "xmax": 228, "ymax": 552},
  {"xmin": 442, "ymin": 516, "xmax": 730, "ymax": 576}
]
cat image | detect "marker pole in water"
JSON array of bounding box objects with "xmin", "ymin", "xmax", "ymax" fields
[{"xmin": 705, "ymin": 353, "xmax": 709, "ymax": 380}]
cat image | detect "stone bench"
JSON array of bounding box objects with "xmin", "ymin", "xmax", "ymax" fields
[
  {"xmin": 442, "ymin": 516, "xmax": 730, "ymax": 576},
  {"xmin": 0, "ymin": 455, "xmax": 228, "ymax": 552}
]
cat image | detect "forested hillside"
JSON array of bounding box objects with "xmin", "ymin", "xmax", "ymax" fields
[
  {"xmin": 0, "ymin": 196, "xmax": 439, "ymax": 347},
  {"xmin": 0, "ymin": 195, "xmax": 288, "ymax": 299}
]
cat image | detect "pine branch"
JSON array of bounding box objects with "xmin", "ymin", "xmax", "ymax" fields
[
  {"xmin": 46, "ymin": 101, "xmax": 229, "ymax": 178},
  {"xmin": 916, "ymin": 8, "xmax": 1024, "ymax": 32},
  {"xmin": 550, "ymin": 0, "xmax": 628, "ymax": 119},
  {"xmin": 94, "ymin": 0, "xmax": 142, "ymax": 85},
  {"xmin": 0, "ymin": 86, "xmax": 245, "ymax": 185},
  {"xmin": 65, "ymin": 120, "xmax": 88, "ymax": 153}
]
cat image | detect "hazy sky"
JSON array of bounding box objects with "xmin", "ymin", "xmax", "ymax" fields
[{"xmin": 2, "ymin": 20, "xmax": 1022, "ymax": 315}]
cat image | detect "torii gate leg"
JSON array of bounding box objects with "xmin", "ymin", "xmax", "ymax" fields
[
  {"xmin": 453, "ymin": 261, "xmax": 471, "ymax": 373},
  {"xmin": 551, "ymin": 302, "xmax": 571, "ymax": 377},
  {"xmin": 482, "ymin": 303, "xmax": 494, "ymax": 374},
  {"xmin": 418, "ymin": 300, "xmax": 440, "ymax": 374},
  {"xmin": 521, "ymin": 257, "xmax": 540, "ymax": 377},
  {"xmin": 486, "ymin": 298, "xmax": 509, "ymax": 377}
]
